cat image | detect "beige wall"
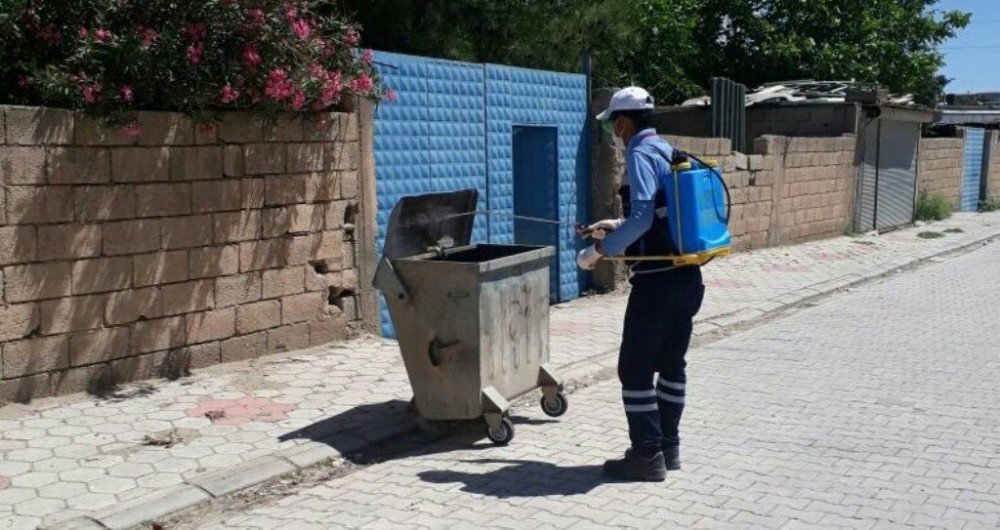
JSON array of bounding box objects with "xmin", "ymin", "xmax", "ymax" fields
[
  {"xmin": 990, "ymin": 133, "xmax": 1000, "ymax": 200},
  {"xmin": 917, "ymin": 137, "xmax": 963, "ymax": 208},
  {"xmin": 588, "ymin": 132, "xmax": 858, "ymax": 291},
  {"xmin": 0, "ymin": 106, "xmax": 363, "ymax": 402}
]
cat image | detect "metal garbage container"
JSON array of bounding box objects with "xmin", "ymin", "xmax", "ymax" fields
[{"xmin": 373, "ymin": 189, "xmax": 567, "ymax": 445}]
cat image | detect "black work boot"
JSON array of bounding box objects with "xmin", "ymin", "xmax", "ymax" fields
[
  {"xmin": 602, "ymin": 449, "xmax": 667, "ymax": 482},
  {"xmin": 662, "ymin": 445, "xmax": 681, "ymax": 471}
]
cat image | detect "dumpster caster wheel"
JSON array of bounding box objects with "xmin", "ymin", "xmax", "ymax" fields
[
  {"xmin": 487, "ymin": 418, "xmax": 515, "ymax": 446},
  {"xmin": 541, "ymin": 392, "xmax": 568, "ymax": 417}
]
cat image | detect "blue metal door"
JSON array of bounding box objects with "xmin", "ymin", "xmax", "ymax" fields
[
  {"xmin": 513, "ymin": 126, "xmax": 560, "ymax": 301},
  {"xmin": 961, "ymin": 128, "xmax": 986, "ymax": 212}
]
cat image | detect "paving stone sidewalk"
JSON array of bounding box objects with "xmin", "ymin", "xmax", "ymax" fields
[
  {"xmin": 199, "ymin": 238, "xmax": 1000, "ymax": 529},
  {"xmin": 1, "ymin": 212, "xmax": 998, "ymax": 529}
]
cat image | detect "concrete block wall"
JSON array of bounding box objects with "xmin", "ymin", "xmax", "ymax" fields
[
  {"xmin": 756, "ymin": 135, "xmax": 858, "ymax": 244},
  {"xmin": 746, "ymin": 103, "xmax": 860, "ymax": 147},
  {"xmin": 917, "ymin": 137, "xmax": 963, "ymax": 208},
  {"xmin": 0, "ymin": 106, "xmax": 362, "ymax": 402},
  {"xmin": 587, "ymin": 130, "xmax": 858, "ymax": 291}
]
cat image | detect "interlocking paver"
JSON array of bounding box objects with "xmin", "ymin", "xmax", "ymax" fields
[
  {"xmin": 164, "ymin": 234, "xmax": 1000, "ymax": 528},
  {"xmin": 2, "ymin": 213, "xmax": 999, "ymax": 528}
]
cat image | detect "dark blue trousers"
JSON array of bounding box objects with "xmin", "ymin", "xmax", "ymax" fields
[{"xmin": 618, "ymin": 266, "xmax": 704, "ymax": 456}]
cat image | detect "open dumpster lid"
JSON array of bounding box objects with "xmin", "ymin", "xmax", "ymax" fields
[{"xmin": 383, "ymin": 189, "xmax": 478, "ymax": 260}]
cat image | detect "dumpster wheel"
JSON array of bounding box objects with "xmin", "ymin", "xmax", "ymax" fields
[
  {"xmin": 540, "ymin": 392, "xmax": 569, "ymax": 417},
  {"xmin": 486, "ymin": 417, "xmax": 515, "ymax": 446}
]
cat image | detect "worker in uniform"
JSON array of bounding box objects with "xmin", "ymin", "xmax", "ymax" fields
[{"xmin": 577, "ymin": 86, "xmax": 706, "ymax": 482}]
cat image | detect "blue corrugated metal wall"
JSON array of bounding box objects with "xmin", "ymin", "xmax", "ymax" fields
[
  {"xmin": 960, "ymin": 128, "xmax": 986, "ymax": 212},
  {"xmin": 372, "ymin": 52, "xmax": 589, "ymax": 336}
]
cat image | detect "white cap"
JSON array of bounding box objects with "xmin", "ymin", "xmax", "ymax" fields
[{"xmin": 595, "ymin": 86, "xmax": 655, "ymax": 120}]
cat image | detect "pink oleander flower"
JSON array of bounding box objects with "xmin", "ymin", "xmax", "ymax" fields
[
  {"xmin": 290, "ymin": 90, "xmax": 306, "ymax": 110},
  {"xmin": 184, "ymin": 22, "xmax": 208, "ymax": 41},
  {"xmin": 220, "ymin": 84, "xmax": 240, "ymax": 104},
  {"xmin": 385, "ymin": 89, "xmax": 397, "ymax": 102},
  {"xmin": 308, "ymin": 64, "xmax": 327, "ymax": 80},
  {"xmin": 77, "ymin": 27, "xmax": 88, "ymax": 39},
  {"xmin": 117, "ymin": 123, "xmax": 142, "ymax": 138},
  {"xmin": 291, "ymin": 18, "xmax": 311, "ymax": 39},
  {"xmin": 284, "ymin": 3, "xmax": 298, "ymax": 22},
  {"xmin": 344, "ymin": 27, "xmax": 359, "ymax": 45},
  {"xmin": 264, "ymin": 68, "xmax": 294, "ymax": 100},
  {"xmin": 361, "ymin": 49, "xmax": 374, "ymax": 67},
  {"xmin": 140, "ymin": 27, "xmax": 157, "ymax": 47},
  {"xmin": 247, "ymin": 8, "xmax": 265, "ymax": 25},
  {"xmin": 349, "ymin": 72, "xmax": 373, "ymax": 93},
  {"xmin": 242, "ymin": 45, "xmax": 262, "ymax": 69},
  {"xmin": 82, "ymin": 83, "xmax": 102, "ymax": 104},
  {"xmin": 94, "ymin": 28, "xmax": 112, "ymax": 42},
  {"xmin": 187, "ymin": 42, "xmax": 203, "ymax": 65},
  {"xmin": 120, "ymin": 85, "xmax": 134, "ymax": 103},
  {"xmin": 321, "ymin": 71, "xmax": 342, "ymax": 104}
]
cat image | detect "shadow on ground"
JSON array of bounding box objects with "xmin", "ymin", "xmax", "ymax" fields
[
  {"xmin": 278, "ymin": 399, "xmax": 558, "ymax": 465},
  {"xmin": 418, "ymin": 459, "xmax": 611, "ymax": 497}
]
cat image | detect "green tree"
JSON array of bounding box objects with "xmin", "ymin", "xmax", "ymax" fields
[{"xmin": 337, "ymin": 0, "xmax": 969, "ymax": 106}]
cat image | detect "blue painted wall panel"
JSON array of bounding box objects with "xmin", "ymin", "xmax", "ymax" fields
[
  {"xmin": 961, "ymin": 128, "xmax": 985, "ymax": 212},
  {"xmin": 373, "ymin": 53, "xmax": 587, "ymax": 335}
]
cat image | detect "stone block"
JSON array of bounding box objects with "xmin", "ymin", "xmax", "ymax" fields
[
  {"xmin": 186, "ymin": 308, "xmax": 236, "ymax": 343},
  {"xmin": 214, "ymin": 210, "xmax": 261, "ymax": 244},
  {"xmin": 161, "ymin": 215, "xmax": 214, "ymax": 249},
  {"xmin": 239, "ymin": 239, "xmax": 288, "ymax": 272},
  {"xmin": 170, "ymin": 146, "xmax": 223, "ymax": 181},
  {"xmin": 7, "ymin": 185, "xmax": 74, "ymax": 224},
  {"xmin": 0, "ymin": 146, "xmax": 46, "ymax": 184},
  {"xmin": 68, "ymin": 327, "xmax": 131, "ymax": 367},
  {"xmin": 0, "ymin": 302, "xmax": 39, "ymax": 342},
  {"xmin": 102, "ymin": 219, "xmax": 162, "ymax": 256},
  {"xmin": 72, "ymin": 257, "xmax": 132, "ymax": 294},
  {"xmin": 161, "ymin": 279, "xmax": 214, "ymax": 315},
  {"xmin": 267, "ymin": 323, "xmax": 310, "ymax": 353},
  {"xmin": 105, "ymin": 287, "xmax": 162, "ymax": 326},
  {"xmin": 217, "ymin": 112, "xmax": 263, "ymax": 143},
  {"xmin": 5, "ymin": 262, "xmax": 73, "ymax": 301},
  {"xmin": 244, "ymin": 143, "xmax": 286, "ymax": 175},
  {"xmin": 281, "ymin": 291, "xmax": 324, "ymax": 324},
  {"xmin": 38, "ymin": 223, "xmax": 102, "ymax": 260},
  {"xmin": 133, "ymin": 250, "xmax": 188, "ymax": 287},
  {"xmin": 325, "ymin": 142, "xmax": 359, "ymax": 171},
  {"xmin": 0, "ymin": 225, "xmax": 37, "ymax": 265},
  {"xmin": 131, "ymin": 316, "xmax": 186, "ymax": 353},
  {"xmin": 136, "ymin": 111, "xmax": 195, "ymax": 146},
  {"xmin": 136, "ymin": 183, "xmax": 191, "ymax": 217},
  {"xmin": 262, "ymin": 117, "xmax": 305, "ymax": 142},
  {"xmin": 111, "ymin": 147, "xmax": 169, "ymax": 183},
  {"xmin": 75, "ymin": 116, "xmax": 137, "ymax": 146},
  {"xmin": 215, "ymin": 273, "xmax": 262, "ymax": 308},
  {"xmin": 220, "ymin": 332, "xmax": 267, "ymax": 363},
  {"xmin": 243, "ymin": 178, "xmax": 265, "ymax": 209},
  {"xmin": 223, "ymin": 145, "xmax": 244, "ymax": 177},
  {"xmin": 191, "ymin": 180, "xmax": 242, "ymax": 213},
  {"xmin": 236, "ymin": 300, "xmax": 281, "ymax": 334},
  {"xmin": 5, "ymin": 106, "xmax": 75, "ymax": 145},
  {"xmin": 74, "ymin": 184, "xmax": 135, "ymax": 221},
  {"xmin": 189, "ymin": 245, "xmax": 240, "ymax": 279},
  {"xmin": 2, "ymin": 335, "xmax": 69, "ymax": 378},
  {"xmin": 287, "ymin": 143, "xmax": 325, "ymax": 173},
  {"xmin": 39, "ymin": 295, "xmax": 104, "ymax": 335}
]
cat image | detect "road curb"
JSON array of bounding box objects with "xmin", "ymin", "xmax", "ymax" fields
[{"xmin": 45, "ymin": 231, "xmax": 999, "ymax": 530}]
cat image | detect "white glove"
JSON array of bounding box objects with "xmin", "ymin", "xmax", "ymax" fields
[
  {"xmin": 576, "ymin": 245, "xmax": 603, "ymax": 271},
  {"xmin": 586, "ymin": 218, "xmax": 624, "ymax": 240}
]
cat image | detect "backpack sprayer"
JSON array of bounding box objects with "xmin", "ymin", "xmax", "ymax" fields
[{"xmin": 403, "ymin": 150, "xmax": 732, "ymax": 267}]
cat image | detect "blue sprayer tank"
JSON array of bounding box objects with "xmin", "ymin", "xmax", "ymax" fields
[{"xmin": 661, "ymin": 157, "xmax": 731, "ymax": 260}]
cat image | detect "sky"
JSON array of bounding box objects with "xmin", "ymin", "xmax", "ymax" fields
[{"xmin": 936, "ymin": 0, "xmax": 1000, "ymax": 94}]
